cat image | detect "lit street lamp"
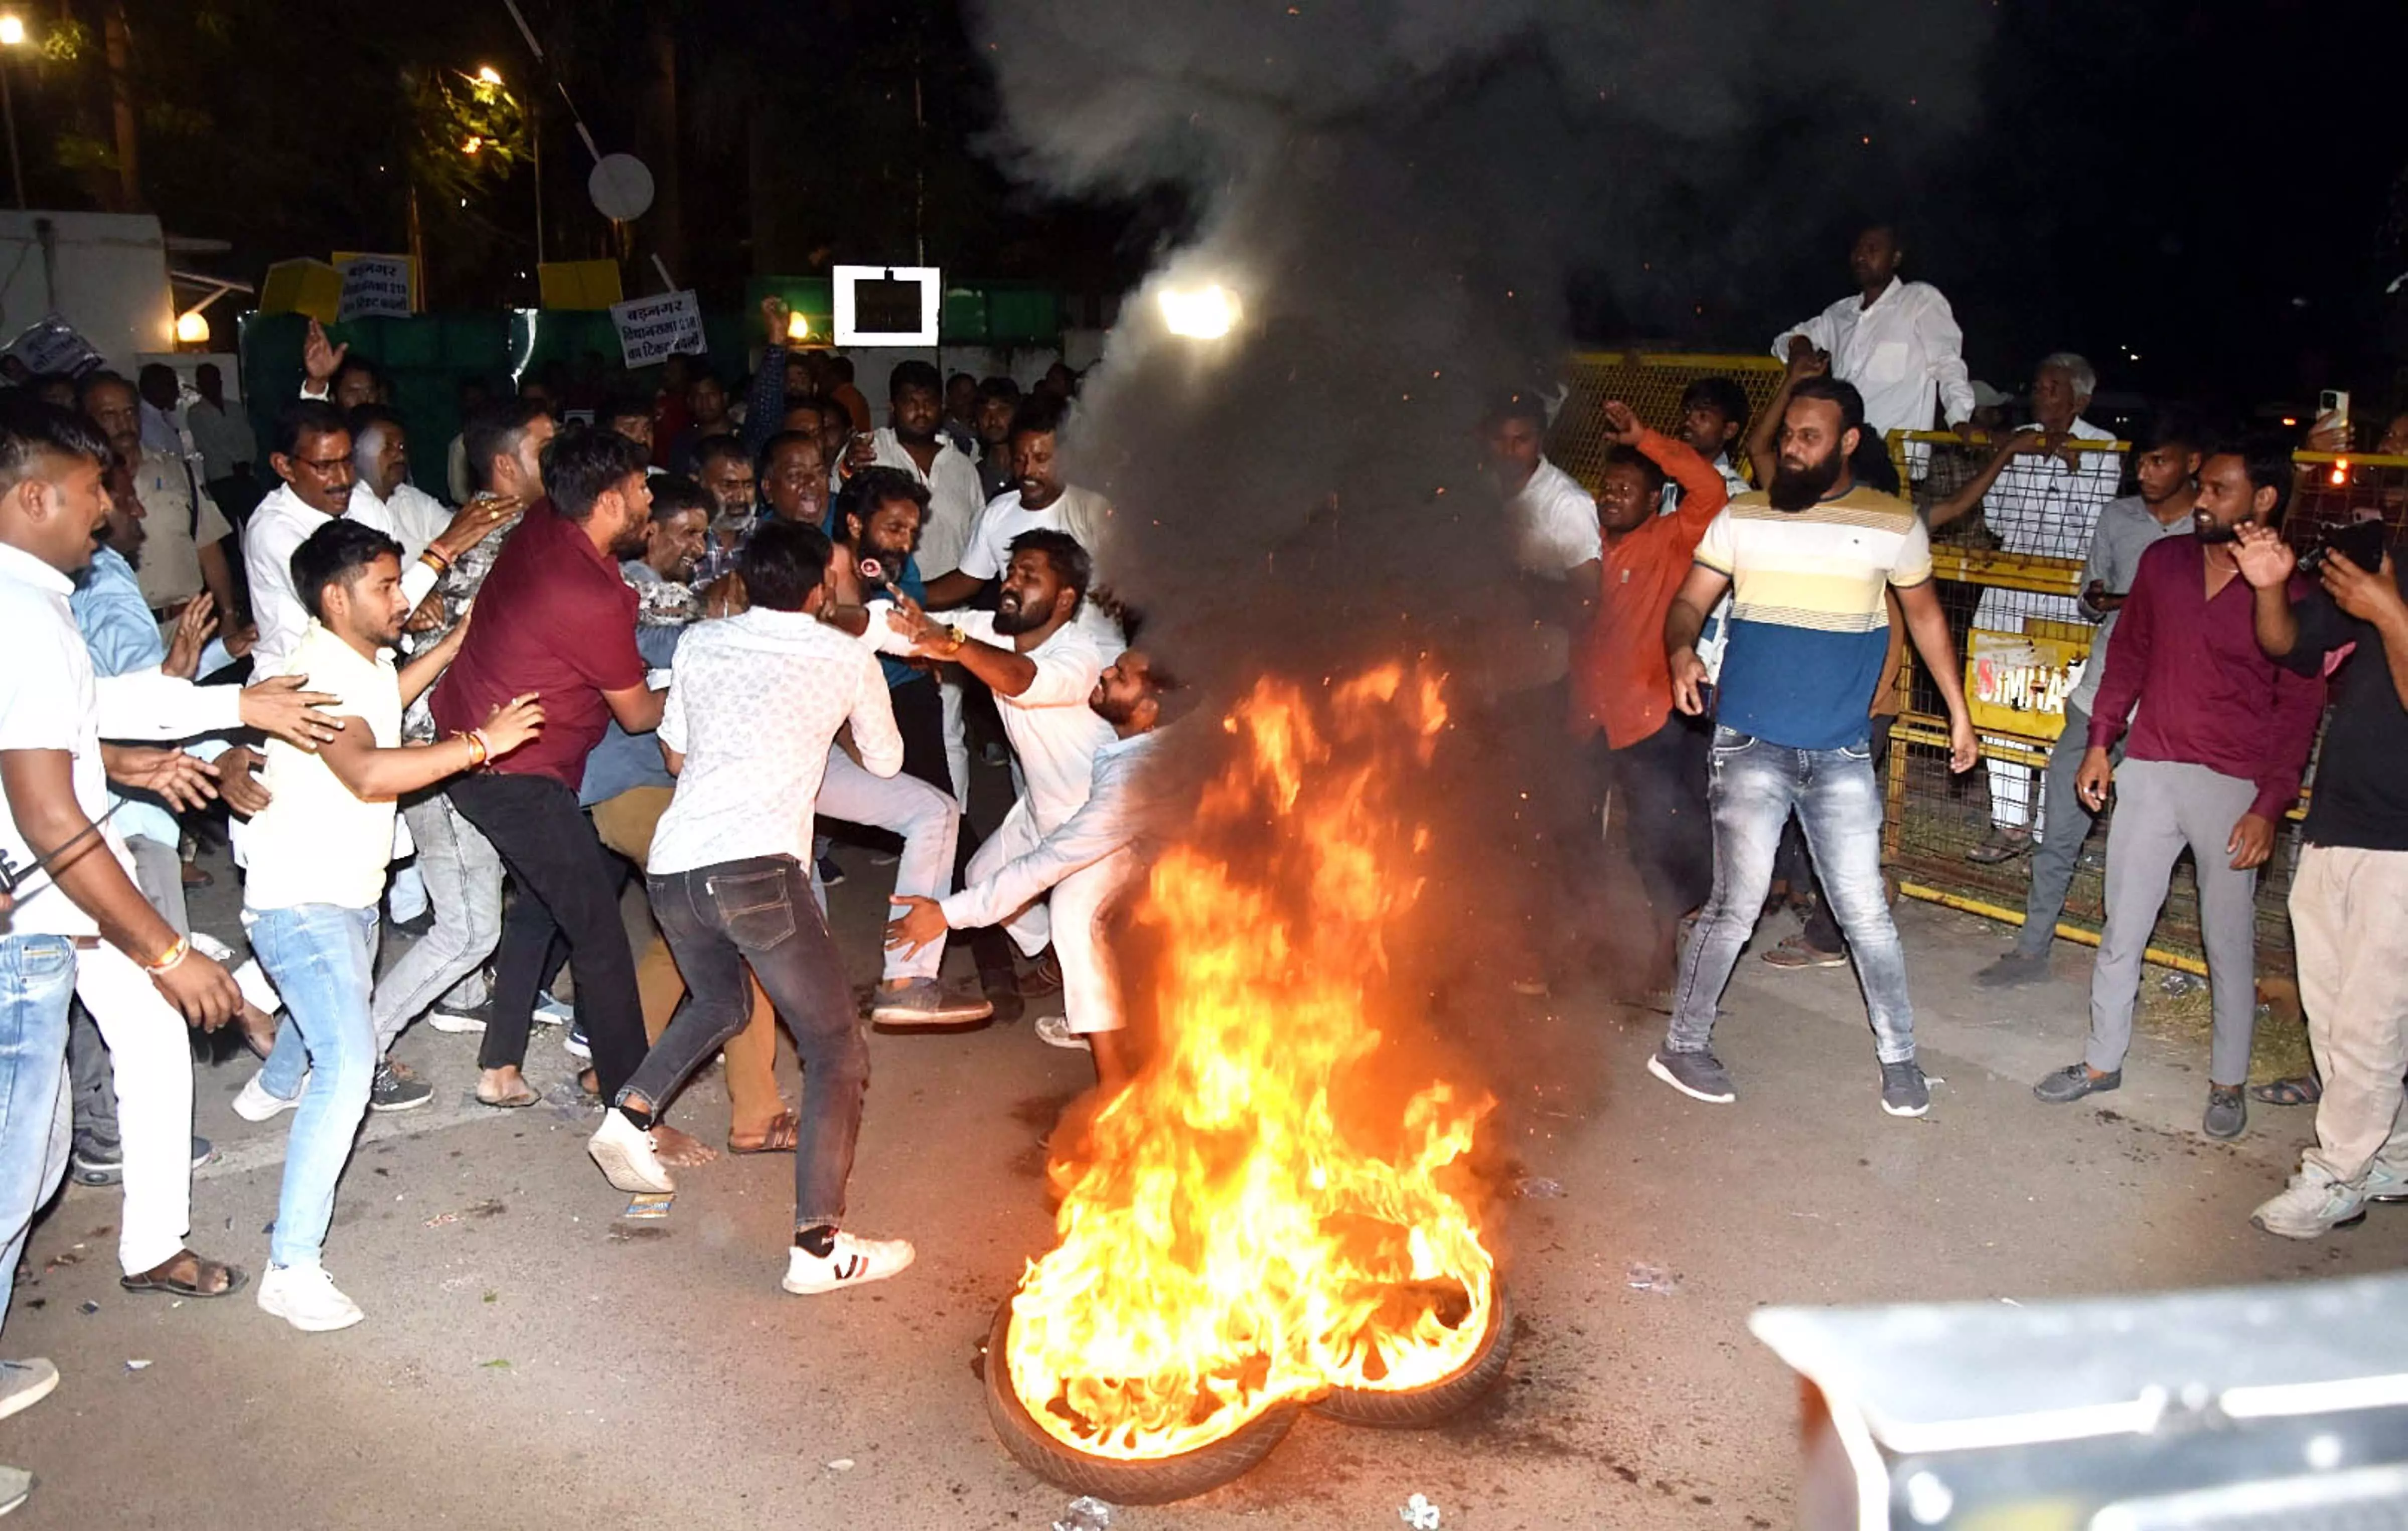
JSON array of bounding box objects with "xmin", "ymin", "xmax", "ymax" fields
[{"xmin": 0, "ymin": 14, "xmax": 26, "ymax": 211}]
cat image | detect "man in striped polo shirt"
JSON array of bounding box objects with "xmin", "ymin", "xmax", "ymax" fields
[{"xmin": 1651, "ymin": 377, "xmax": 1979, "ymax": 1116}]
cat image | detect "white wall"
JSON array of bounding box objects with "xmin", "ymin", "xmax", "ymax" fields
[{"xmin": 0, "ymin": 211, "xmax": 176, "ymax": 370}]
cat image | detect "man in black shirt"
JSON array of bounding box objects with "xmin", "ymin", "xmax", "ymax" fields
[{"xmin": 2236, "ymin": 520, "xmax": 2408, "ymax": 1238}]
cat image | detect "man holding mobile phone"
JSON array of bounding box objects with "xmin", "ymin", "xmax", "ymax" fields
[
  {"xmin": 2235, "ymin": 519, "xmax": 2408, "ymax": 1237},
  {"xmin": 2032, "ymin": 442, "xmax": 2324, "ymax": 1139}
]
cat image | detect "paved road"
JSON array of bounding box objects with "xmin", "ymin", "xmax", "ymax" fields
[{"xmin": 10, "ymin": 865, "xmax": 2399, "ymax": 1529}]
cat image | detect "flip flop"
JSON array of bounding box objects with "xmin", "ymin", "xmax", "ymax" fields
[
  {"xmin": 475, "ymin": 1082, "xmax": 541, "ymax": 1109},
  {"xmin": 120, "ymin": 1250, "xmax": 248, "ymax": 1299},
  {"xmin": 727, "ymin": 1109, "xmax": 800, "ymax": 1155},
  {"xmin": 2248, "ymin": 1075, "xmax": 2321, "ymax": 1106}
]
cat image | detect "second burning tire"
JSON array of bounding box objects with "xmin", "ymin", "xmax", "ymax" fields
[
  {"xmin": 1311, "ymin": 1280, "xmax": 1514, "ymax": 1428},
  {"xmin": 982, "ymin": 1296, "xmax": 1304, "ymax": 1504}
]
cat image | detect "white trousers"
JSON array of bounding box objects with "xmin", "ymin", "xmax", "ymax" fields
[
  {"xmin": 74, "ymin": 944, "xmax": 192, "ymax": 1276},
  {"xmin": 939, "ymin": 678, "xmax": 970, "ymax": 808},
  {"xmin": 818, "ymin": 747, "xmax": 960, "ymax": 982},
  {"xmin": 965, "ymin": 803, "xmax": 1137, "ymax": 1035},
  {"xmin": 1974, "ymin": 586, "xmax": 2084, "ymax": 837}
]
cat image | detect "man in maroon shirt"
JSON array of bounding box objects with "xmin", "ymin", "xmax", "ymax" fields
[
  {"xmin": 432, "ymin": 427, "xmax": 665, "ymax": 1110},
  {"xmin": 2033, "ymin": 441, "xmax": 2323, "ymax": 1139}
]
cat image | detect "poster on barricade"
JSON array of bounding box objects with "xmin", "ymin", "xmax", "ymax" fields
[
  {"xmin": 335, "ymin": 254, "xmax": 416, "ymax": 321},
  {"xmin": 611, "ymin": 290, "xmax": 706, "ymax": 368},
  {"xmin": 1, "ymin": 316, "xmax": 105, "ymax": 379},
  {"xmin": 1966, "ymin": 627, "xmax": 2087, "ymax": 741}
]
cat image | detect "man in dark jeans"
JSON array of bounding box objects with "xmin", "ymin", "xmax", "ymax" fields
[
  {"xmin": 430, "ymin": 427, "xmax": 665, "ymax": 1110},
  {"xmin": 586, "ymin": 520, "xmax": 916, "ymax": 1295}
]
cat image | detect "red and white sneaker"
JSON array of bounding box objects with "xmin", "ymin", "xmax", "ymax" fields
[{"xmin": 781, "ymin": 1232, "xmax": 916, "ymax": 1295}]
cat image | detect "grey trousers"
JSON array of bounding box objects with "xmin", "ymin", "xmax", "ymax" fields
[
  {"xmin": 68, "ymin": 835, "xmax": 187, "ymax": 1152},
  {"xmin": 370, "ymin": 792, "xmax": 500, "ymax": 1054},
  {"xmin": 2085, "ymin": 758, "xmax": 2262, "ymax": 1085},
  {"xmin": 2015, "ymin": 702, "xmax": 2102, "ymax": 958}
]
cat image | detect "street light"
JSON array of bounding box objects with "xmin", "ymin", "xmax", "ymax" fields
[{"xmin": 0, "ymin": 14, "xmax": 25, "ymax": 211}]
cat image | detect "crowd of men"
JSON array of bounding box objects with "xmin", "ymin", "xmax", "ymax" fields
[
  {"xmin": 0, "ymin": 225, "xmax": 2399, "ymax": 1512},
  {"xmin": 1489, "ymin": 223, "xmax": 2405, "ymax": 1244}
]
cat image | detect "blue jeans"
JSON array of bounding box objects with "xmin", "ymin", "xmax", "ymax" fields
[
  {"xmin": 248, "ymin": 905, "xmax": 378, "ymax": 1269},
  {"xmin": 0, "ymin": 935, "xmax": 75, "ymax": 1328},
  {"xmin": 1666, "ymin": 728, "xmax": 1917, "ymax": 1065},
  {"xmin": 631, "ymin": 856, "xmax": 865, "ymax": 1228}
]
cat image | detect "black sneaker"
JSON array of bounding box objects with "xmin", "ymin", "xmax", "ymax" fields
[
  {"xmin": 71, "ymin": 1135, "xmax": 213, "ymax": 1186},
  {"xmin": 2033, "ymin": 1063, "xmax": 2121, "ymax": 1104},
  {"xmin": 562, "ymin": 1024, "xmax": 591, "ymax": 1061},
  {"xmin": 1880, "ymin": 1061, "xmax": 1930, "ymax": 1117},
  {"xmin": 1647, "ymin": 1048, "xmax": 1736, "ymax": 1104},
  {"xmin": 369, "ymin": 1060, "xmax": 434, "ymax": 1113},
  {"xmin": 816, "ymin": 855, "xmax": 846, "ymax": 888}
]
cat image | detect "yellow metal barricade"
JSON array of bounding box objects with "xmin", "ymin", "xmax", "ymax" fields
[
  {"xmin": 1545, "ymin": 363, "xmax": 2396, "ymax": 974},
  {"xmin": 1876, "ymin": 432, "xmax": 2351, "ymax": 973},
  {"xmin": 1552, "ymin": 351, "xmax": 1785, "ymax": 489}
]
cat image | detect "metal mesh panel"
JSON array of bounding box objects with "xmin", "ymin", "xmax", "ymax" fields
[
  {"xmin": 1869, "ymin": 429, "xmax": 2317, "ymax": 972},
  {"xmin": 1544, "ymin": 370, "xmax": 2352, "ymax": 974},
  {"xmin": 1551, "ymin": 351, "xmax": 1786, "ymax": 491},
  {"xmin": 2287, "ymin": 452, "xmax": 2408, "ymax": 553}
]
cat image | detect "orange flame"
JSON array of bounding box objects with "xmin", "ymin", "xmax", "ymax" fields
[{"xmin": 1004, "ymin": 662, "xmax": 1496, "ymax": 1458}]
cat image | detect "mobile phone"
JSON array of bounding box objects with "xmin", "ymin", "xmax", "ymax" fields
[
  {"xmin": 2319, "ymin": 388, "xmax": 2351, "ymax": 438},
  {"xmin": 2302, "ymin": 519, "xmax": 2386, "ymax": 576}
]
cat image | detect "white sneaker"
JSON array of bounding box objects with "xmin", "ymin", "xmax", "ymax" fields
[
  {"xmin": 426, "ymin": 1004, "xmax": 488, "ymax": 1034},
  {"xmin": 256, "ymin": 1264, "xmax": 364, "ymax": 1332},
  {"xmin": 232, "ymin": 1071, "xmax": 304, "ymax": 1123},
  {"xmin": 1033, "ymin": 1013, "xmax": 1091, "ymax": 1052},
  {"xmin": 586, "ymin": 1110, "xmax": 675, "ymax": 1194},
  {"xmin": 2251, "ymin": 1168, "xmax": 2367, "ymax": 1240},
  {"xmin": 0, "ymin": 1360, "xmax": 57, "ymax": 1424},
  {"xmin": 782, "ymin": 1232, "xmax": 915, "ymax": 1295}
]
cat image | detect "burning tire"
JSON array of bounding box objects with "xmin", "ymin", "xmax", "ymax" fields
[
  {"xmin": 1312, "ymin": 1280, "xmax": 1514, "ymax": 1428},
  {"xmin": 982, "ymin": 1297, "xmax": 1303, "ymax": 1504}
]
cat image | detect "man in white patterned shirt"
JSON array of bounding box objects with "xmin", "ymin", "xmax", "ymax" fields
[
  {"xmin": 585, "ymin": 518, "xmax": 917, "ymax": 1298},
  {"xmin": 1932, "ymin": 352, "xmax": 2120, "ymax": 863}
]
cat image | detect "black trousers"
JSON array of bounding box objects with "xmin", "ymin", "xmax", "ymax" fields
[
  {"xmin": 1599, "ymin": 713, "xmax": 1715, "ymax": 926},
  {"xmin": 448, "ymin": 773, "xmax": 647, "ymax": 1099}
]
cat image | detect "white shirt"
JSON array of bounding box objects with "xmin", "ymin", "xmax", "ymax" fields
[
  {"xmin": 1506, "ymin": 457, "xmax": 1601, "ymax": 579},
  {"xmin": 352, "ymin": 478, "xmax": 452, "ymax": 565},
  {"xmin": 868, "ymin": 427, "xmax": 984, "ymax": 579},
  {"xmin": 1978, "ymin": 417, "xmax": 2121, "ymax": 562},
  {"xmin": 1773, "ymin": 278, "xmax": 1976, "ymax": 440},
  {"xmin": 250, "ymin": 484, "xmax": 441, "ymax": 668},
  {"xmin": 870, "ymin": 605, "xmax": 1115, "ymax": 835},
  {"xmin": 186, "ymin": 399, "xmax": 256, "ymax": 483},
  {"xmin": 652, "ymin": 607, "xmax": 900, "ymax": 876},
  {"xmin": 243, "ymin": 624, "xmax": 402, "ymax": 911},
  {"xmin": 246, "ymin": 485, "xmax": 339, "ymax": 669},
  {"xmin": 953, "ymin": 486, "xmax": 1126, "ymax": 645},
  {"xmin": 942, "ymin": 728, "xmax": 1157, "ymax": 930},
  {"xmin": 0, "ymin": 541, "xmax": 120, "ymax": 938}
]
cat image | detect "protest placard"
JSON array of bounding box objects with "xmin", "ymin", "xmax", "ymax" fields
[
  {"xmin": 611, "ymin": 290, "xmax": 706, "ymax": 368},
  {"xmin": 335, "ymin": 254, "xmax": 416, "ymax": 321}
]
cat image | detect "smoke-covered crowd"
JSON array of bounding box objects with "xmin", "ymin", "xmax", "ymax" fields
[{"xmin": 0, "ymin": 220, "xmax": 2400, "ymax": 1516}]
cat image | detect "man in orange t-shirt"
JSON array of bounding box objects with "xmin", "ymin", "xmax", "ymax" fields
[{"xmin": 1570, "ymin": 400, "xmax": 1730, "ymax": 991}]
